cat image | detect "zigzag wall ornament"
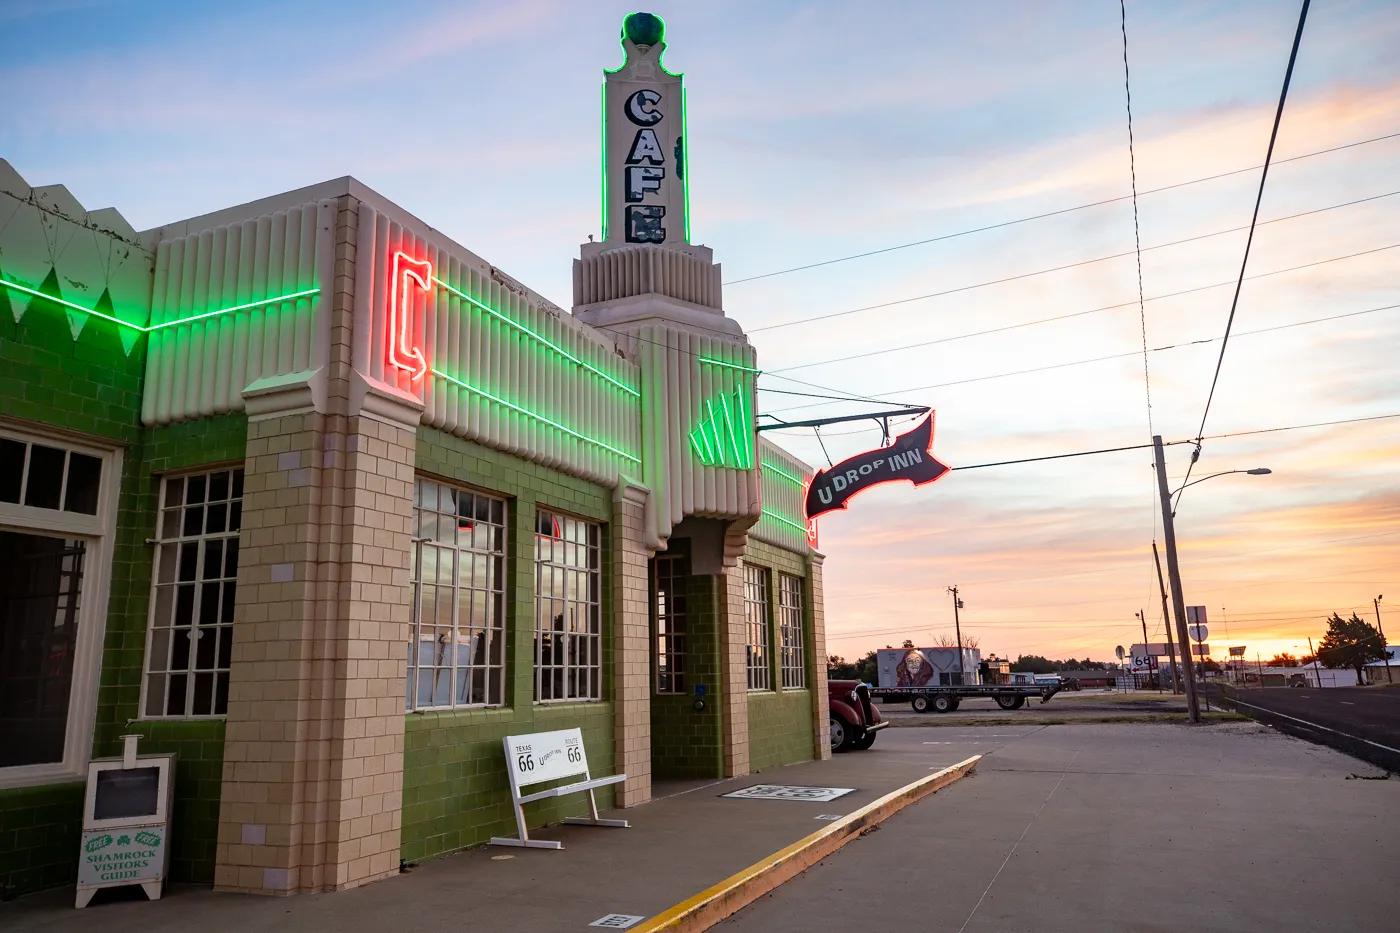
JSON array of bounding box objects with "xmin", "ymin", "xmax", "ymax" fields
[{"xmin": 689, "ymin": 384, "xmax": 754, "ymax": 470}]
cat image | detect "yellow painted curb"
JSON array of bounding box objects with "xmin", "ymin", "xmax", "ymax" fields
[{"xmin": 632, "ymin": 754, "xmax": 981, "ymax": 933}]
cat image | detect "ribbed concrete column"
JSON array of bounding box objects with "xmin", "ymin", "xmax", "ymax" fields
[
  {"xmin": 215, "ymin": 387, "xmax": 418, "ymax": 893},
  {"xmin": 809, "ymin": 554, "xmax": 831, "ymax": 761},
  {"xmin": 720, "ymin": 562, "xmax": 750, "ymax": 777},
  {"xmin": 613, "ymin": 478, "xmax": 653, "ymax": 806}
]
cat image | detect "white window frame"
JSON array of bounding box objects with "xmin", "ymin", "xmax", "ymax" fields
[
  {"xmin": 534, "ymin": 510, "xmax": 603, "ymax": 704},
  {"xmin": 138, "ymin": 465, "xmax": 245, "ymax": 720},
  {"xmin": 0, "ymin": 422, "xmax": 121, "ymax": 790},
  {"xmin": 406, "ymin": 478, "xmax": 509, "ymax": 712},
  {"xmin": 778, "ymin": 573, "xmax": 807, "ymax": 690},
  {"xmin": 743, "ymin": 562, "xmax": 772, "ymax": 692}
]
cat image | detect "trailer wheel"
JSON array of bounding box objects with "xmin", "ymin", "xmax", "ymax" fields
[
  {"xmin": 995, "ymin": 694, "xmax": 1025, "ymax": 710},
  {"xmin": 932, "ymin": 694, "xmax": 956, "ymax": 713},
  {"xmin": 830, "ymin": 717, "xmax": 852, "ymax": 752},
  {"xmin": 911, "ymin": 696, "xmax": 931, "ymax": 713}
]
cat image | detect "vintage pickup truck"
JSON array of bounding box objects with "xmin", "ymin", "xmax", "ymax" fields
[{"xmin": 828, "ymin": 680, "xmax": 888, "ymax": 752}]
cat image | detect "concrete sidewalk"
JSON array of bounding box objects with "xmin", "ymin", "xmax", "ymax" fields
[
  {"xmin": 724, "ymin": 721, "xmax": 1399, "ymax": 932},
  {"xmin": 0, "ymin": 732, "xmax": 984, "ymax": 932}
]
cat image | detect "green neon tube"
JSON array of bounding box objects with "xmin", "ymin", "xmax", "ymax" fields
[
  {"xmin": 689, "ymin": 432, "xmax": 708, "ymax": 463},
  {"xmin": 600, "ymin": 81, "xmax": 609, "ymax": 241},
  {"xmin": 696, "ymin": 356, "xmax": 760, "ymax": 374},
  {"xmin": 736, "ymin": 382, "xmax": 753, "ymax": 469},
  {"xmin": 146, "ymin": 288, "xmax": 320, "ymax": 331},
  {"xmin": 433, "ymin": 277, "xmax": 639, "ymax": 398},
  {"xmin": 692, "ymin": 423, "xmax": 716, "ymax": 465},
  {"xmin": 431, "ymin": 367, "xmax": 640, "ymax": 463},
  {"xmin": 0, "ymin": 278, "xmax": 319, "ymax": 334},
  {"xmin": 0, "ymin": 278, "xmax": 144, "ymax": 331},
  {"xmin": 762, "ymin": 461, "xmax": 805, "ymax": 486},
  {"xmin": 720, "ymin": 389, "xmax": 744, "ymax": 467},
  {"xmin": 762, "ymin": 509, "xmax": 807, "ymax": 532},
  {"xmin": 682, "ymin": 85, "xmax": 692, "ymax": 244}
]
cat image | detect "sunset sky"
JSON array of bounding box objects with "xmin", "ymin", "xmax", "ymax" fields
[{"xmin": 4, "ymin": 0, "xmax": 1396, "ymax": 664}]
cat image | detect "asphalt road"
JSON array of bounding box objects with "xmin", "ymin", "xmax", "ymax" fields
[
  {"xmin": 1224, "ymin": 686, "xmax": 1400, "ymax": 772},
  {"xmin": 722, "ymin": 722, "xmax": 1398, "ymax": 932}
]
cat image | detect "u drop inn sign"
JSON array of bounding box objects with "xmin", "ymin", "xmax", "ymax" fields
[{"xmin": 805, "ymin": 413, "xmax": 949, "ymax": 520}]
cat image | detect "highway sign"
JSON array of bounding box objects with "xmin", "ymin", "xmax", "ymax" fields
[
  {"xmin": 1189, "ymin": 624, "xmax": 1209, "ymax": 642},
  {"xmin": 1187, "ymin": 606, "xmax": 1208, "ymax": 624},
  {"xmin": 1228, "ymin": 646, "xmax": 1246, "ymax": 657},
  {"xmin": 1191, "ymin": 644, "xmax": 1210, "ymax": 656},
  {"xmin": 1131, "ymin": 643, "xmax": 1170, "ymax": 657}
]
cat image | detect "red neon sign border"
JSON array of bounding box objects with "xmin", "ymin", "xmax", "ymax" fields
[{"xmin": 389, "ymin": 250, "xmax": 431, "ymax": 382}]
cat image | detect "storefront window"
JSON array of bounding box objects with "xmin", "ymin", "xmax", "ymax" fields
[
  {"xmin": 534, "ymin": 511, "xmax": 601, "ymax": 702},
  {"xmin": 0, "ymin": 426, "xmax": 116, "ymax": 788},
  {"xmin": 654, "ymin": 553, "xmax": 686, "ymax": 694},
  {"xmin": 779, "ymin": 573, "xmax": 806, "ymax": 689},
  {"xmin": 0, "ymin": 532, "xmax": 85, "ymax": 767},
  {"xmin": 743, "ymin": 563, "xmax": 771, "ymax": 691},
  {"xmin": 407, "ymin": 479, "xmax": 507, "ymax": 710},
  {"xmin": 142, "ymin": 469, "xmax": 243, "ymax": 718}
]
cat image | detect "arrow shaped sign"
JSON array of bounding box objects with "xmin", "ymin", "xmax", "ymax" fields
[{"xmin": 804, "ymin": 412, "xmax": 949, "ymax": 521}]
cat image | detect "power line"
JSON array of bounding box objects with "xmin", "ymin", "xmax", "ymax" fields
[
  {"xmin": 1177, "ymin": 0, "xmax": 1312, "ymax": 503},
  {"xmin": 721, "ymin": 129, "xmax": 1399, "ymax": 287},
  {"xmin": 760, "ymin": 297, "xmax": 1400, "ymax": 416},
  {"xmin": 1120, "ymin": 0, "xmax": 1154, "ymax": 439},
  {"xmin": 762, "ymin": 238, "xmax": 1398, "ymax": 375},
  {"xmin": 750, "ymin": 190, "xmax": 1394, "ymax": 335}
]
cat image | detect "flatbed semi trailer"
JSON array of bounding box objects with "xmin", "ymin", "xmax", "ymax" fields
[{"xmin": 871, "ymin": 682, "xmax": 1062, "ymax": 713}]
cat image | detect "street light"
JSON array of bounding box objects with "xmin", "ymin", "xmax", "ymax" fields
[
  {"xmin": 1152, "ymin": 436, "xmax": 1272, "ymax": 723},
  {"xmin": 1376, "ymin": 596, "xmax": 1392, "ymax": 685}
]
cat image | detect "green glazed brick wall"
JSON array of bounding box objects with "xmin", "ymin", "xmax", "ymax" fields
[
  {"xmin": 743, "ymin": 540, "xmax": 815, "ymax": 772},
  {"xmin": 747, "ymin": 690, "xmax": 814, "ymax": 772},
  {"xmin": 402, "ymin": 429, "xmax": 617, "ymax": 864},
  {"xmin": 0, "ymin": 783, "xmax": 85, "ymax": 901},
  {"xmin": 650, "ymin": 559, "xmax": 724, "ymax": 780},
  {"xmin": 0, "ymin": 286, "xmax": 247, "ymax": 899}
]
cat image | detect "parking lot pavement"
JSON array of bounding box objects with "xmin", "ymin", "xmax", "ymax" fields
[
  {"xmin": 1226, "ymin": 686, "xmax": 1400, "ymax": 771},
  {"xmin": 723, "ymin": 721, "xmax": 1399, "ymax": 933},
  {"xmin": 0, "ymin": 730, "xmax": 970, "ymax": 933}
]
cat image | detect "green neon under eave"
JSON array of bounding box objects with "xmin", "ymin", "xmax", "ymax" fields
[
  {"xmin": 762, "ymin": 461, "xmax": 805, "ymax": 486},
  {"xmin": 433, "ymin": 276, "xmax": 640, "ymax": 398},
  {"xmin": 762, "ymin": 509, "xmax": 807, "ymax": 532},
  {"xmin": 431, "ymin": 367, "xmax": 640, "ymax": 463},
  {"xmin": 0, "ymin": 278, "xmax": 319, "ymax": 334},
  {"xmin": 697, "ymin": 356, "xmax": 760, "ymax": 374}
]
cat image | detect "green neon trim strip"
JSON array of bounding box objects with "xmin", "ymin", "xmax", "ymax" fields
[
  {"xmin": 762, "ymin": 509, "xmax": 807, "ymax": 532},
  {"xmin": 0, "ymin": 278, "xmax": 144, "ymax": 331},
  {"xmin": 762, "ymin": 461, "xmax": 805, "ymax": 486},
  {"xmin": 696, "ymin": 356, "xmax": 760, "ymax": 374},
  {"xmin": 600, "ymin": 81, "xmax": 609, "ymax": 241},
  {"xmin": 146, "ymin": 288, "xmax": 320, "ymax": 332},
  {"xmin": 720, "ymin": 391, "xmax": 743, "ymax": 466},
  {"xmin": 433, "ymin": 276, "xmax": 640, "ymax": 397},
  {"xmin": 692, "ymin": 420, "xmax": 716, "ymax": 463},
  {"xmin": 431, "ymin": 367, "xmax": 640, "ymax": 463},
  {"xmin": 689, "ymin": 432, "xmax": 706, "ymax": 461},
  {"xmin": 0, "ymin": 278, "xmax": 319, "ymax": 334},
  {"xmin": 736, "ymin": 382, "xmax": 753, "ymax": 468},
  {"xmin": 682, "ymin": 86, "xmax": 692, "ymax": 243}
]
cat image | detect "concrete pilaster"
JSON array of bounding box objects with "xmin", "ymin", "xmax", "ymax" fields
[
  {"xmin": 719, "ymin": 562, "xmax": 750, "ymax": 777},
  {"xmin": 613, "ymin": 479, "xmax": 653, "ymax": 806},
  {"xmin": 809, "ymin": 554, "xmax": 831, "ymax": 760}
]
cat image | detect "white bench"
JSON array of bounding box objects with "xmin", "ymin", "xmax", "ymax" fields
[{"xmin": 489, "ymin": 728, "xmax": 629, "ymax": 849}]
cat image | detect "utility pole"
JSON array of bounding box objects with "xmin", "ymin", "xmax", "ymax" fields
[
  {"xmin": 1153, "ymin": 542, "xmax": 1181, "ymax": 694},
  {"xmin": 1308, "ymin": 636, "xmax": 1324, "ymax": 689},
  {"xmin": 1153, "ymin": 435, "xmax": 1200, "ymax": 722},
  {"xmin": 948, "ymin": 585, "xmax": 965, "ymax": 686},
  {"xmin": 1376, "ymin": 596, "xmax": 1392, "ymax": 685}
]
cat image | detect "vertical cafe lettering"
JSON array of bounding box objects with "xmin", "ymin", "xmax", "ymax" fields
[{"xmin": 624, "ymin": 89, "xmax": 668, "ymax": 243}]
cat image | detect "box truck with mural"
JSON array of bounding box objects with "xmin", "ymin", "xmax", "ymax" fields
[{"xmin": 871, "ymin": 647, "xmax": 1062, "ymax": 713}]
